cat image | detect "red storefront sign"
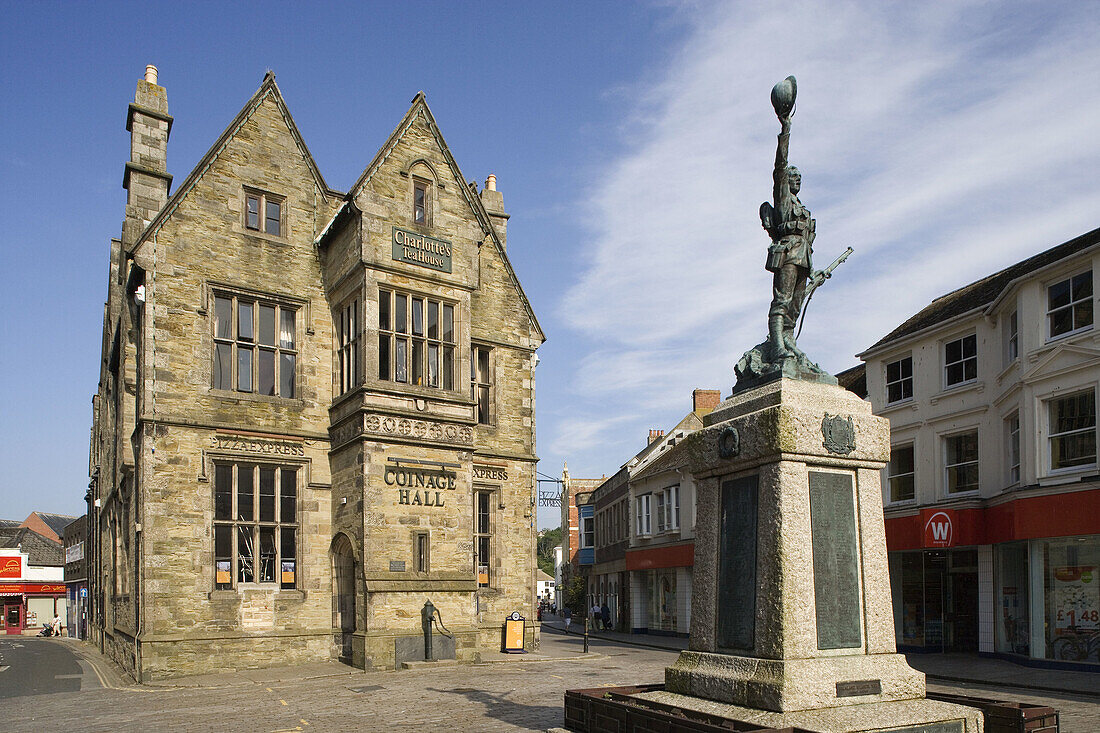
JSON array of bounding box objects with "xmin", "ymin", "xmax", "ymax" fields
[
  {"xmin": 0, "ymin": 583, "xmax": 66, "ymax": 594},
  {"xmin": 922, "ymin": 508, "xmax": 955, "ymax": 548},
  {"xmin": 625, "ymin": 543, "xmax": 695, "ymax": 571},
  {"xmin": 0, "ymin": 557, "xmax": 23, "ymax": 578},
  {"xmin": 886, "ymin": 488, "xmax": 1100, "ymax": 551}
]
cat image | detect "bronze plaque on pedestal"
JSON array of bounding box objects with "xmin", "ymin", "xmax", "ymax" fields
[
  {"xmin": 809, "ymin": 471, "xmax": 861, "ymax": 649},
  {"xmin": 717, "ymin": 474, "xmax": 758, "ymax": 650}
]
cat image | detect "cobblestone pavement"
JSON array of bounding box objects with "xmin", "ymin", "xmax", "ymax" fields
[{"xmin": 4, "ymin": 632, "xmax": 1097, "ymax": 732}]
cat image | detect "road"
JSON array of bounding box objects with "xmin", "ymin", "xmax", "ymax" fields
[
  {"xmin": 1, "ymin": 631, "xmax": 1096, "ymax": 732},
  {"xmin": 0, "ymin": 635, "xmax": 106, "ymax": 698}
]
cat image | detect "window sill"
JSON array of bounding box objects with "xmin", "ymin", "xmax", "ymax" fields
[
  {"xmin": 930, "ymin": 380, "xmax": 984, "ymax": 405},
  {"xmin": 944, "ymin": 489, "xmax": 980, "ymax": 499},
  {"xmin": 885, "ymin": 498, "xmax": 917, "ymax": 507},
  {"xmin": 235, "ymin": 224, "xmax": 289, "ymax": 246},
  {"xmin": 208, "ymin": 587, "xmax": 303, "ymax": 600},
  {"xmin": 1038, "ymin": 465, "xmax": 1098, "ymax": 486},
  {"xmin": 880, "ymin": 398, "xmax": 917, "ymax": 415},
  {"xmin": 1045, "ymin": 325, "xmax": 1094, "ymax": 345},
  {"xmin": 209, "ymin": 388, "xmax": 305, "ymax": 408}
]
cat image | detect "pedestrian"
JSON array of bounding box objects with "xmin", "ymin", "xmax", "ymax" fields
[
  {"xmin": 591, "ymin": 602, "xmax": 602, "ymax": 631},
  {"xmin": 563, "ymin": 606, "xmax": 572, "ymax": 633},
  {"xmin": 601, "ymin": 602, "xmax": 611, "ymax": 632},
  {"xmin": 51, "ymin": 612, "xmax": 62, "ymax": 637}
]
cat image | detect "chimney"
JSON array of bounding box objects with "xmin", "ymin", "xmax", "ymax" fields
[
  {"xmin": 693, "ymin": 389, "xmax": 722, "ymax": 415},
  {"xmin": 122, "ymin": 64, "xmax": 173, "ymax": 252},
  {"xmin": 479, "ymin": 173, "xmax": 509, "ymax": 251},
  {"xmin": 648, "ymin": 429, "xmax": 665, "ymax": 445}
]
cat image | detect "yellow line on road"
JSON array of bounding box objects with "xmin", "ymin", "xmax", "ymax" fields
[{"xmin": 280, "ymin": 699, "xmax": 288, "ymax": 706}]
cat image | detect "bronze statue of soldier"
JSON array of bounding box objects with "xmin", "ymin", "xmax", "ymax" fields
[
  {"xmin": 759, "ymin": 76, "xmax": 827, "ymax": 361},
  {"xmin": 733, "ymin": 76, "xmax": 850, "ymax": 393}
]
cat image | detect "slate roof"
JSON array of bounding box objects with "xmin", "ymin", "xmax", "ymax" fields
[
  {"xmin": 864, "ymin": 227, "xmax": 1099, "ymax": 353},
  {"xmin": 0, "ymin": 527, "xmax": 64, "ymax": 567},
  {"xmin": 32, "ymin": 512, "xmax": 80, "ymax": 538},
  {"xmin": 835, "ymin": 363, "xmax": 867, "ymax": 399},
  {"xmin": 0, "ymin": 519, "xmax": 20, "ymax": 529}
]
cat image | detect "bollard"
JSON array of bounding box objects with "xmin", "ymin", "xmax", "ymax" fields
[{"xmin": 583, "ymin": 625, "xmax": 589, "ymax": 654}]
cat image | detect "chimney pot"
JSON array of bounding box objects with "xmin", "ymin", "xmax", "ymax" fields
[
  {"xmin": 647, "ymin": 429, "xmax": 665, "ymax": 445},
  {"xmin": 145, "ymin": 65, "xmax": 159, "ymax": 85},
  {"xmin": 486, "ymin": 174, "xmax": 497, "ymax": 191}
]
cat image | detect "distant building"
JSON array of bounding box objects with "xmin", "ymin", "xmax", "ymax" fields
[
  {"xmin": 859, "ymin": 227, "xmax": 1099, "ymax": 666},
  {"xmin": 64, "ymin": 515, "xmax": 88, "ymax": 639},
  {"xmin": 535, "ymin": 569, "xmax": 555, "ymax": 604},
  {"xmin": 17, "ymin": 512, "xmax": 78, "ymax": 544},
  {"xmin": 558, "ymin": 465, "xmax": 602, "ymax": 610},
  {"xmin": 1, "ymin": 526, "xmax": 65, "ymax": 634}
]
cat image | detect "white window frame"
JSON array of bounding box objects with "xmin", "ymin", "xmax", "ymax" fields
[
  {"xmin": 885, "ymin": 355, "xmax": 913, "ymax": 404},
  {"xmin": 1046, "ymin": 270, "xmax": 1093, "ymax": 341},
  {"xmin": 635, "ymin": 494, "xmax": 651, "ymax": 537},
  {"xmin": 887, "ymin": 443, "xmax": 915, "ymax": 503},
  {"xmin": 1046, "ymin": 388, "xmax": 1097, "ymax": 473},
  {"xmin": 943, "ymin": 430, "xmax": 980, "ymax": 495},
  {"xmin": 944, "ymin": 333, "xmax": 977, "ymax": 388},
  {"xmin": 1004, "ymin": 310, "xmax": 1018, "ymax": 366},
  {"xmin": 1006, "ymin": 412, "xmax": 1021, "ymax": 485}
]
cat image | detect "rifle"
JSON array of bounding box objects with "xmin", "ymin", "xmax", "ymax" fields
[{"xmin": 795, "ymin": 247, "xmax": 853, "ymax": 339}]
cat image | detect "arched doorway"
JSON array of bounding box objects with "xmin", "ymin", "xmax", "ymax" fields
[{"xmin": 331, "ymin": 534, "xmax": 356, "ymax": 662}]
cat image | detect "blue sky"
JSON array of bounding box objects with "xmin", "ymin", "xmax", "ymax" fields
[{"xmin": 1, "ymin": 2, "xmax": 1097, "ymax": 529}]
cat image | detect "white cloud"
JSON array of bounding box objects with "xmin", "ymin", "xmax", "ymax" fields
[{"xmin": 543, "ymin": 0, "xmax": 1100, "ymax": 486}]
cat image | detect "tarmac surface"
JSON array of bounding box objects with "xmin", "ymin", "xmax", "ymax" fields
[{"xmin": 1, "ymin": 622, "xmax": 1096, "ymax": 732}]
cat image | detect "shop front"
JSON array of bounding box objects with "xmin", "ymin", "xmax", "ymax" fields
[
  {"xmin": 626, "ymin": 542, "xmax": 693, "ymax": 636},
  {"xmin": 886, "ymin": 489, "xmax": 1100, "ymax": 669},
  {"xmin": 0, "ymin": 583, "xmax": 68, "ymax": 634}
]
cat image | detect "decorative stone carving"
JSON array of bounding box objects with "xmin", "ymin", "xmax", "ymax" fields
[
  {"xmin": 821, "ymin": 413, "xmax": 856, "ymax": 455},
  {"xmin": 359, "ymin": 412, "xmax": 474, "ymax": 446}
]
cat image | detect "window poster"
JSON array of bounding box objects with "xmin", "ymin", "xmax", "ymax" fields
[
  {"xmin": 281, "ymin": 561, "xmax": 295, "ymax": 585},
  {"xmin": 216, "ymin": 561, "xmax": 231, "ymax": 585}
]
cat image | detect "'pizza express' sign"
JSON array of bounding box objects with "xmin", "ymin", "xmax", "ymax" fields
[{"xmin": 392, "ymin": 227, "xmax": 452, "ymax": 273}]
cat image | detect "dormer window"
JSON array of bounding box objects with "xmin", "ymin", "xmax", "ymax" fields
[{"xmin": 413, "ymin": 178, "xmax": 430, "ymax": 226}]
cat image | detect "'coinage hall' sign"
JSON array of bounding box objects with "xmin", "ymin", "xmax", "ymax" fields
[{"xmin": 392, "ymin": 227, "xmax": 452, "ymax": 273}]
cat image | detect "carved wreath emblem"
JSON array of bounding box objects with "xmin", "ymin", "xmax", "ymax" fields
[
  {"xmin": 718, "ymin": 426, "xmax": 740, "ymax": 459},
  {"xmin": 821, "ymin": 413, "xmax": 856, "ymax": 455}
]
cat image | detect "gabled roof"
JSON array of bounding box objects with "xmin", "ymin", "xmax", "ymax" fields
[
  {"xmin": 131, "ymin": 71, "xmax": 343, "ymax": 256},
  {"xmin": 0, "ymin": 527, "xmax": 64, "ymax": 567},
  {"xmin": 29, "ymin": 512, "xmax": 80, "ymax": 538},
  {"xmin": 328, "ymin": 92, "xmax": 544, "ymax": 343},
  {"xmin": 862, "ymin": 227, "xmax": 1099, "ymax": 355}
]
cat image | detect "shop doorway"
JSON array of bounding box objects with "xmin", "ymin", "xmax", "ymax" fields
[
  {"xmin": 4, "ymin": 603, "xmax": 22, "ymax": 634},
  {"xmin": 948, "ymin": 570, "xmax": 979, "ymax": 651}
]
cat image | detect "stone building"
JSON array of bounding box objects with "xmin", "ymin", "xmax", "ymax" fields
[{"xmin": 88, "ymin": 66, "xmax": 543, "ymax": 680}]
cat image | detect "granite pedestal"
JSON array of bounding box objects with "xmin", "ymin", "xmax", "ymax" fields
[{"xmin": 655, "ymin": 378, "xmax": 981, "ymax": 732}]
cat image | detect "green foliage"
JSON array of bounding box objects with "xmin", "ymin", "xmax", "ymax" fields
[
  {"xmin": 536, "ymin": 527, "xmax": 562, "ymax": 577},
  {"xmin": 563, "ymin": 575, "xmax": 587, "ymax": 615}
]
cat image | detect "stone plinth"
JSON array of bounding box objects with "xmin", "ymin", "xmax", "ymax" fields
[{"xmin": 663, "ymin": 378, "xmax": 979, "ymax": 729}]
